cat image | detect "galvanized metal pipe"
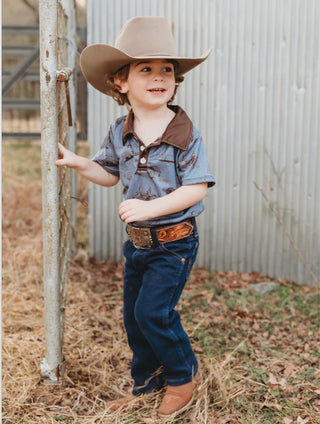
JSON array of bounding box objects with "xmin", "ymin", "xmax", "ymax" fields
[
  {"xmin": 39, "ymin": 0, "xmax": 62, "ymax": 382},
  {"xmin": 60, "ymin": 0, "xmax": 77, "ymax": 253}
]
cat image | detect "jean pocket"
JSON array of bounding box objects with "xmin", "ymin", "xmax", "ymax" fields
[
  {"xmin": 159, "ymin": 236, "xmax": 199, "ymax": 264},
  {"xmin": 159, "ymin": 241, "xmax": 185, "ymax": 262}
]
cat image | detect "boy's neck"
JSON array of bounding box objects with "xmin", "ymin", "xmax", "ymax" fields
[
  {"xmin": 132, "ymin": 104, "xmax": 174, "ymax": 122},
  {"xmin": 131, "ymin": 105, "xmax": 176, "ymax": 146}
]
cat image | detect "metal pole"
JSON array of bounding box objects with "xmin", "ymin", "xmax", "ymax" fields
[
  {"xmin": 39, "ymin": 0, "xmax": 62, "ymax": 383},
  {"xmin": 62, "ymin": 0, "xmax": 78, "ymax": 252},
  {"xmin": 57, "ymin": 0, "xmax": 77, "ymax": 345}
]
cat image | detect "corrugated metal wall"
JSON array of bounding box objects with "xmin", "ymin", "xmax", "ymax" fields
[{"xmin": 87, "ymin": 0, "xmax": 320, "ymax": 285}]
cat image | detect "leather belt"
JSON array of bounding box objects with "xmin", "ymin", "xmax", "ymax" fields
[{"xmin": 126, "ymin": 219, "xmax": 194, "ymax": 250}]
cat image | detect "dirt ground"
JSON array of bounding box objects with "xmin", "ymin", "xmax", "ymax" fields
[{"xmin": 2, "ymin": 141, "xmax": 320, "ymax": 424}]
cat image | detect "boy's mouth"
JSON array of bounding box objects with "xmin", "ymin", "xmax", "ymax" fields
[{"xmin": 148, "ymin": 88, "xmax": 166, "ymax": 93}]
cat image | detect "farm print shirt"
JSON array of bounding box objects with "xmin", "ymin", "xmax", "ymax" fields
[{"xmin": 93, "ymin": 105, "xmax": 215, "ymax": 227}]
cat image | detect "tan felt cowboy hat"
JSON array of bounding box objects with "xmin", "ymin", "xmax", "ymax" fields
[{"xmin": 80, "ymin": 16, "xmax": 212, "ymax": 95}]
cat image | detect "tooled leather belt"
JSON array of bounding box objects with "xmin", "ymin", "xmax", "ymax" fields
[{"xmin": 126, "ymin": 219, "xmax": 194, "ymax": 250}]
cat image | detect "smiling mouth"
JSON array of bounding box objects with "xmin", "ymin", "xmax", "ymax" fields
[{"xmin": 148, "ymin": 88, "xmax": 166, "ymax": 93}]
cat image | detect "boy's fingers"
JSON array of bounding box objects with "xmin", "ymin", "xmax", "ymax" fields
[
  {"xmin": 57, "ymin": 143, "xmax": 64, "ymax": 159},
  {"xmin": 56, "ymin": 159, "xmax": 66, "ymax": 166},
  {"xmin": 119, "ymin": 201, "xmax": 131, "ymax": 213}
]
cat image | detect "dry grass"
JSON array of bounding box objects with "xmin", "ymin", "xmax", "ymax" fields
[
  {"xmin": 2, "ymin": 141, "xmax": 227, "ymax": 423},
  {"xmin": 2, "ymin": 141, "xmax": 319, "ymax": 424}
]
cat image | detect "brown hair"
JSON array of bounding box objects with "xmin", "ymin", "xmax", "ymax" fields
[{"xmin": 104, "ymin": 60, "xmax": 184, "ymax": 106}]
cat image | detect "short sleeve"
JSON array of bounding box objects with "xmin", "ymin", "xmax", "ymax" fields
[
  {"xmin": 176, "ymin": 129, "xmax": 215, "ymax": 188},
  {"xmin": 92, "ymin": 124, "xmax": 120, "ymax": 177}
]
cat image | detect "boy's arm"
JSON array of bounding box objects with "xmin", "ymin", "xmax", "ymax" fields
[
  {"xmin": 56, "ymin": 143, "xmax": 119, "ymax": 187},
  {"xmin": 119, "ymin": 183, "xmax": 207, "ymax": 223}
]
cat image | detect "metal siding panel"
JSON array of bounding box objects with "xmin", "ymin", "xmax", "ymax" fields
[
  {"xmin": 300, "ymin": 0, "xmax": 313, "ymax": 283},
  {"xmin": 87, "ymin": 0, "xmax": 320, "ymax": 284},
  {"xmin": 198, "ymin": 0, "xmax": 213, "ymax": 269},
  {"xmin": 286, "ymin": 0, "xmax": 301, "ymax": 280},
  {"xmin": 310, "ymin": 0, "xmax": 320, "ymax": 282},
  {"xmin": 236, "ymin": 0, "xmax": 246, "ymax": 271}
]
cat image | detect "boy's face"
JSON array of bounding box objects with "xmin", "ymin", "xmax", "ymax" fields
[{"xmin": 115, "ymin": 59, "xmax": 176, "ymax": 110}]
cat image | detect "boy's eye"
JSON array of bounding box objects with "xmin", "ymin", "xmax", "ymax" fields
[{"xmin": 139, "ymin": 65, "xmax": 174, "ymax": 73}]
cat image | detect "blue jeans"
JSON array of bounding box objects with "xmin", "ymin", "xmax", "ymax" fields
[{"xmin": 123, "ymin": 226, "xmax": 199, "ymax": 396}]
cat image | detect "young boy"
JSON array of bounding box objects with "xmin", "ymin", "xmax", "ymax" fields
[{"xmin": 56, "ymin": 16, "xmax": 215, "ymax": 418}]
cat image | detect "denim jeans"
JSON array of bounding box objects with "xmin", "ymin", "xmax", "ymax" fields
[{"xmin": 122, "ymin": 224, "xmax": 199, "ymax": 396}]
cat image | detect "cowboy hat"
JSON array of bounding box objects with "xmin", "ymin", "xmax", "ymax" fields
[{"xmin": 80, "ymin": 16, "xmax": 212, "ymax": 95}]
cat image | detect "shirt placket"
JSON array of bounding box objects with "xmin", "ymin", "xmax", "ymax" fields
[
  {"xmin": 136, "ymin": 138, "xmax": 161, "ymax": 171},
  {"xmin": 137, "ymin": 143, "xmax": 149, "ymax": 170}
]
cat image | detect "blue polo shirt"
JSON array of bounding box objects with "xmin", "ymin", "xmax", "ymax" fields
[{"xmin": 92, "ymin": 105, "xmax": 215, "ymax": 227}]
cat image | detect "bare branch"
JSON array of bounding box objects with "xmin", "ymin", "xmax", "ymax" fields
[{"xmin": 254, "ymin": 181, "xmax": 319, "ymax": 285}]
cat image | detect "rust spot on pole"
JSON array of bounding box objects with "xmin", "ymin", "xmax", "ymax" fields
[
  {"xmin": 56, "ymin": 69, "xmax": 73, "ymax": 82},
  {"xmin": 56, "ymin": 69, "xmax": 74, "ymax": 126},
  {"xmin": 46, "ymin": 50, "xmax": 49, "ymax": 58},
  {"xmin": 46, "ymin": 73, "xmax": 51, "ymax": 84},
  {"xmin": 57, "ymin": 74, "xmax": 67, "ymax": 82}
]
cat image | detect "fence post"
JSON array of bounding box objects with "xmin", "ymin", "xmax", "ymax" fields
[
  {"xmin": 39, "ymin": 0, "xmax": 63, "ymax": 383},
  {"xmin": 62, "ymin": 0, "xmax": 78, "ymax": 248},
  {"xmin": 57, "ymin": 0, "xmax": 77, "ymax": 343}
]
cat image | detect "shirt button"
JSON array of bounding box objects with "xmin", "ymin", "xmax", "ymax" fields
[
  {"xmin": 140, "ymin": 157, "xmax": 147, "ymax": 164},
  {"xmin": 140, "ymin": 145, "xmax": 145, "ymax": 151}
]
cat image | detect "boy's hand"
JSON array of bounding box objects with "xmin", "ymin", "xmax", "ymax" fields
[
  {"xmin": 119, "ymin": 183, "xmax": 207, "ymax": 223},
  {"xmin": 56, "ymin": 143, "xmax": 78, "ymax": 168},
  {"xmin": 55, "ymin": 143, "xmax": 119, "ymax": 187},
  {"xmin": 119, "ymin": 199, "xmax": 156, "ymax": 223}
]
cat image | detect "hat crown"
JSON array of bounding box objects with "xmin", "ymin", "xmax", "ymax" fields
[{"xmin": 115, "ymin": 16, "xmax": 177, "ymax": 58}]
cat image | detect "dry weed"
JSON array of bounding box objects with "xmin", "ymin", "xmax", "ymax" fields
[
  {"xmin": 2, "ymin": 141, "xmax": 230, "ymax": 423},
  {"xmin": 3, "ymin": 142, "xmax": 318, "ymax": 424}
]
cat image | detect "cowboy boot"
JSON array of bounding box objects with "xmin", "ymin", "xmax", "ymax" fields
[{"xmin": 158, "ymin": 371, "xmax": 199, "ymax": 418}]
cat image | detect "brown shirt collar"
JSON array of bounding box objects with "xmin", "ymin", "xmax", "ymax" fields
[{"xmin": 122, "ymin": 105, "xmax": 193, "ymax": 151}]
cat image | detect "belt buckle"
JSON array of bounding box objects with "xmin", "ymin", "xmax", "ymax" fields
[{"xmin": 127, "ymin": 225, "xmax": 154, "ymax": 250}]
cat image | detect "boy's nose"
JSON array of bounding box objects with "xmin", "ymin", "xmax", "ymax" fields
[{"xmin": 153, "ymin": 72, "xmax": 164, "ymax": 81}]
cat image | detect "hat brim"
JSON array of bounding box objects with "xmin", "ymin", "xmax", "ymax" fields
[{"xmin": 80, "ymin": 44, "xmax": 212, "ymax": 95}]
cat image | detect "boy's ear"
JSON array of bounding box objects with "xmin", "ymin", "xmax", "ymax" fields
[{"xmin": 114, "ymin": 77, "xmax": 128, "ymax": 94}]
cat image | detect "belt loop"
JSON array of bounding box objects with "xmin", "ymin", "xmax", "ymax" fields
[{"xmin": 150, "ymin": 227, "xmax": 160, "ymax": 247}]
